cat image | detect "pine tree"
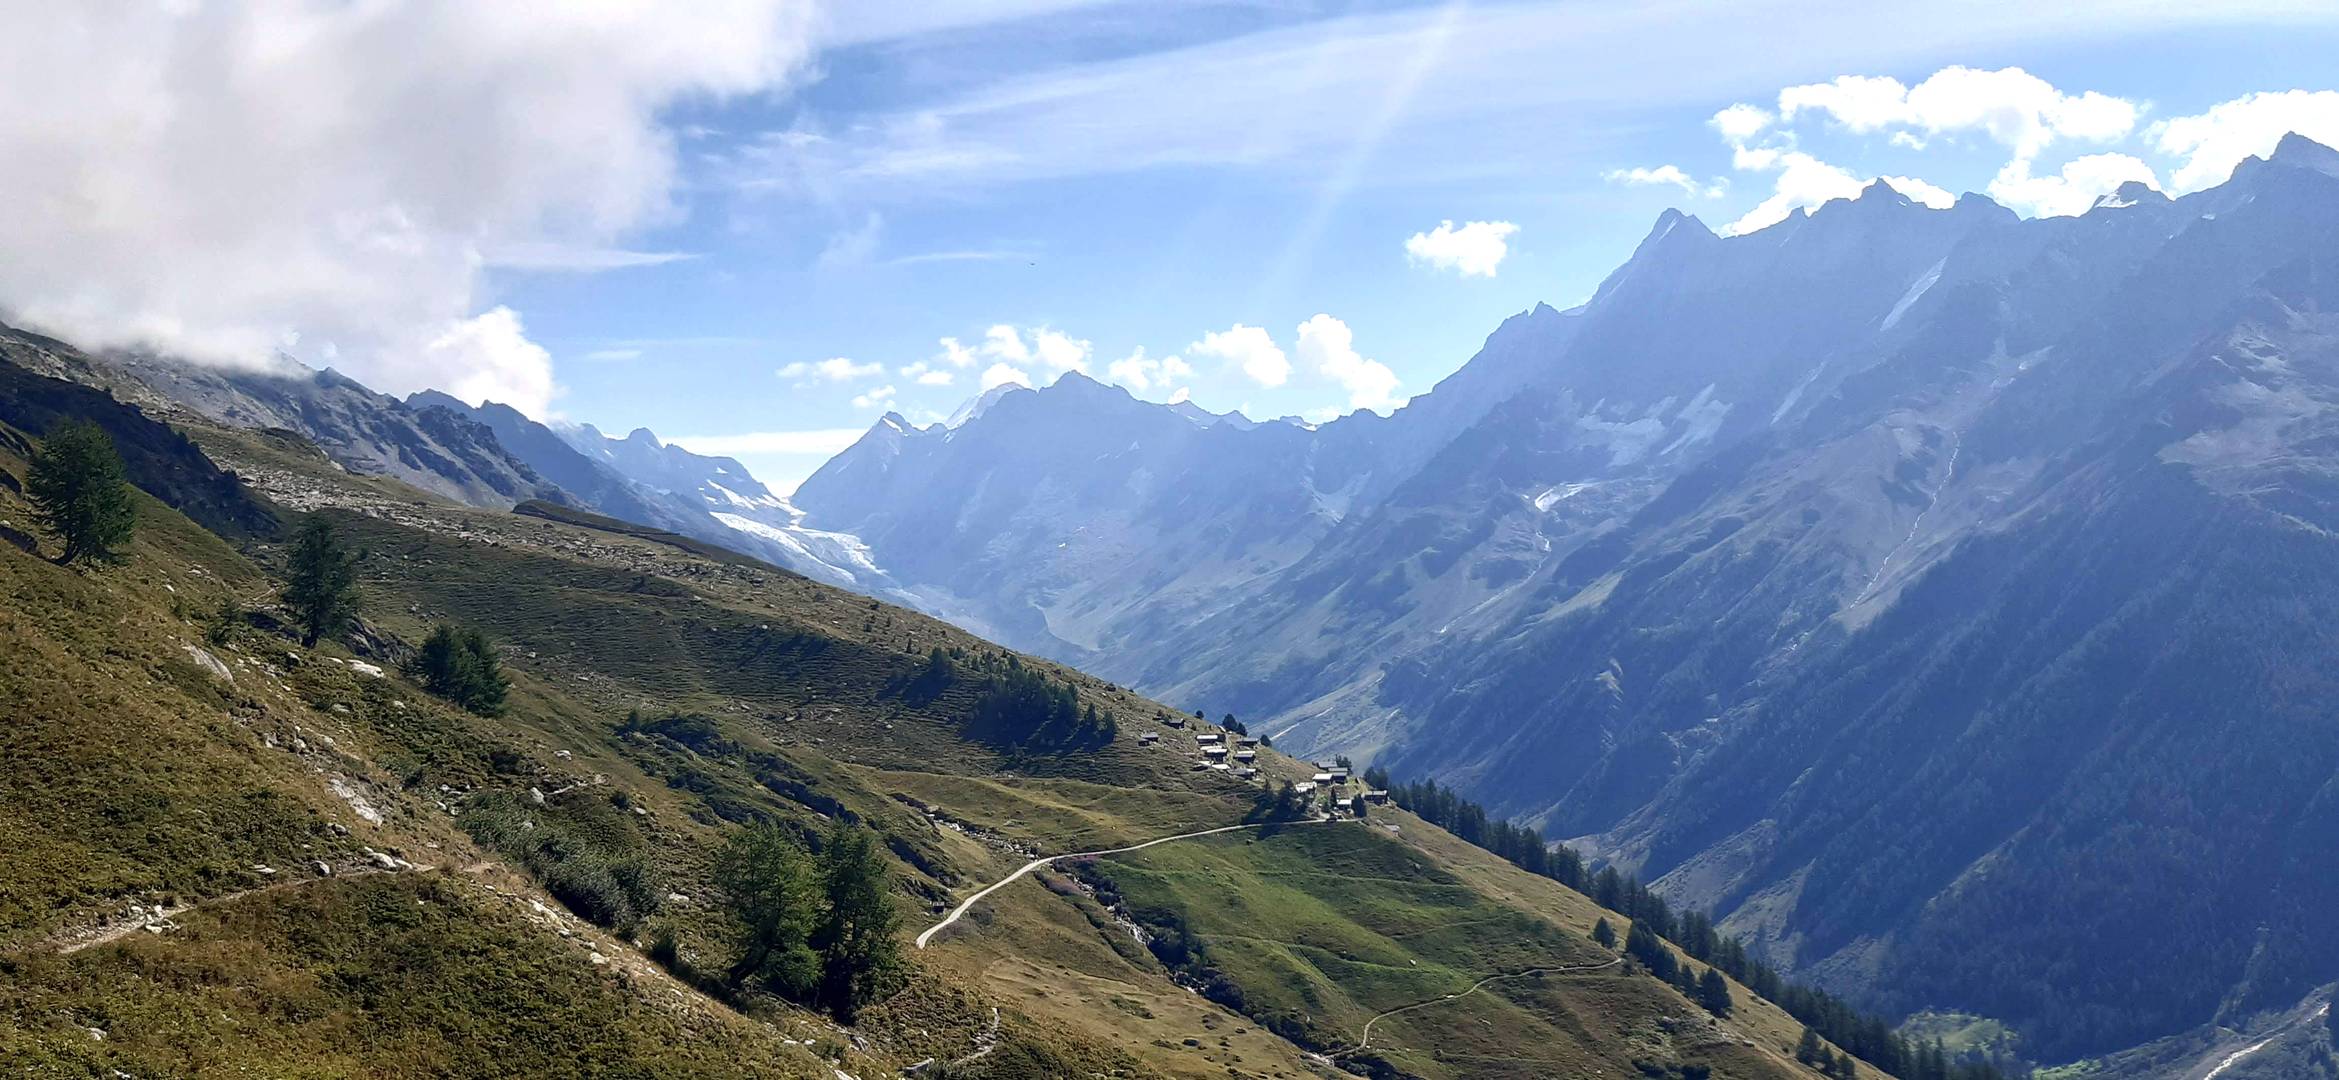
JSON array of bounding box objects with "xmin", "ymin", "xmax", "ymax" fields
[
  {"xmin": 713, "ymin": 824, "xmax": 820, "ymax": 996},
  {"xmin": 282, "ymin": 516, "xmax": 360, "ymax": 647},
  {"xmin": 1696, "ymin": 967, "xmax": 1733, "ymax": 1016},
  {"xmin": 1796, "ymin": 1026, "xmax": 1824, "ymax": 1065},
  {"xmin": 1624, "ymin": 920, "xmax": 1675, "ymax": 982},
  {"xmin": 26, "ymin": 419, "xmax": 135, "ymax": 564},
  {"xmin": 411, "ymin": 625, "xmax": 509, "ymax": 716},
  {"xmin": 1592, "ymin": 917, "xmax": 1618, "ymax": 949},
  {"xmin": 1833, "ymin": 1050, "xmax": 1858, "ymax": 1079},
  {"xmin": 813, "ymin": 822, "xmax": 903, "ymax": 1022}
]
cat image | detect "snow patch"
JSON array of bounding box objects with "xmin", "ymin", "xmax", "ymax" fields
[
  {"xmin": 1661, "ymin": 384, "xmax": 1732, "ymax": 456},
  {"xmin": 1532, "ymin": 483, "xmax": 1592, "ymax": 511},
  {"xmin": 1772, "ymin": 366, "xmax": 1823, "ymax": 424},
  {"xmin": 1880, "ymin": 258, "xmax": 1946, "ymax": 331}
]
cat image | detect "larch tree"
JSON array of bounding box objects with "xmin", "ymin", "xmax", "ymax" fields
[{"xmin": 26, "ymin": 419, "xmax": 135, "ymax": 564}]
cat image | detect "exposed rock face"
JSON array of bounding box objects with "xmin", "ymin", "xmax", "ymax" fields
[
  {"xmin": 791, "ymin": 138, "xmax": 2339, "ymax": 1059},
  {"xmin": 8, "ymin": 335, "xmax": 566, "ymax": 510},
  {"xmin": 0, "ymin": 328, "xmax": 279, "ymax": 539}
]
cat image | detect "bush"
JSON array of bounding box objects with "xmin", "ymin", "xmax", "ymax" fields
[{"xmin": 460, "ymin": 791, "xmax": 662, "ymax": 931}]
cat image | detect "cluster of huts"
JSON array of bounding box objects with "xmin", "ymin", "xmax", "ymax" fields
[{"xmin": 1138, "ymin": 714, "xmax": 1387, "ymax": 816}]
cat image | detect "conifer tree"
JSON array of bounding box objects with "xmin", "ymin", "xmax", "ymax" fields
[
  {"xmin": 26, "ymin": 419, "xmax": 135, "ymax": 564},
  {"xmin": 1624, "ymin": 920, "xmax": 1676, "ymax": 982},
  {"xmin": 283, "ymin": 516, "xmax": 360, "ymax": 647},
  {"xmin": 813, "ymin": 823, "xmax": 903, "ymax": 1022},
  {"xmin": 1696, "ymin": 967, "xmax": 1733, "ymax": 1016},
  {"xmin": 412, "ymin": 625, "xmax": 509, "ymax": 716},
  {"xmin": 1592, "ymin": 917, "xmax": 1618, "ymax": 949},
  {"xmin": 714, "ymin": 824, "xmax": 820, "ymax": 995},
  {"xmin": 1796, "ymin": 1027, "xmax": 1824, "ymax": 1065}
]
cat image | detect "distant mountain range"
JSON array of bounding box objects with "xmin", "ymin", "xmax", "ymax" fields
[
  {"xmin": 0, "ymin": 330, "xmax": 900, "ymax": 592},
  {"xmin": 401, "ymin": 391, "xmax": 895, "ymax": 595},
  {"xmin": 790, "ymin": 133, "xmax": 2339, "ymax": 1061}
]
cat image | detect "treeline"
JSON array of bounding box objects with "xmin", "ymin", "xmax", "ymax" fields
[
  {"xmin": 1373, "ymin": 771, "xmax": 1586, "ymax": 889},
  {"xmin": 1364, "ymin": 768, "xmax": 2017, "ymax": 1080},
  {"xmin": 958, "ymin": 654, "xmax": 1116, "ymax": 750}
]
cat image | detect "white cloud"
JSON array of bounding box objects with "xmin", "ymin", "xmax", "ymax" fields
[
  {"xmin": 0, "ymin": 2, "xmax": 813, "ymax": 405},
  {"xmin": 417, "ymin": 307, "xmax": 559, "ymax": 418},
  {"xmin": 1189, "ymin": 324, "xmax": 1290, "ymax": 387},
  {"xmin": 957, "ymin": 324, "xmax": 1089, "ymax": 374},
  {"xmin": 899, "ymin": 361, "xmax": 956, "ymax": 386},
  {"xmin": 1882, "ymin": 175, "xmax": 1957, "ymax": 209},
  {"xmin": 582, "ymin": 347, "xmax": 644, "ymax": 362},
  {"xmin": 936, "ymin": 337, "xmax": 980, "ymax": 368},
  {"xmin": 1604, "ymin": 165, "xmax": 1725, "ymax": 198},
  {"xmin": 1988, "ymin": 153, "xmax": 2160, "ymax": 217},
  {"xmin": 1294, "ymin": 314, "xmax": 1403, "ymax": 414},
  {"xmin": 850, "ymin": 385, "xmax": 897, "ymax": 409},
  {"xmin": 1711, "ymin": 103, "xmax": 1774, "ymax": 145},
  {"xmin": 980, "ymin": 362, "xmax": 1033, "ymax": 390},
  {"xmin": 666, "ymin": 428, "xmax": 867, "ymax": 457},
  {"xmin": 1724, "ymin": 152, "xmax": 1864, "ymax": 234},
  {"xmin": 1778, "ymin": 75, "xmax": 1912, "ymax": 133},
  {"xmin": 1104, "ymin": 347, "xmax": 1194, "ymax": 394},
  {"xmin": 1404, "ymin": 220, "xmax": 1519, "ymax": 278},
  {"xmin": 1029, "ymin": 328, "xmax": 1092, "ymax": 373},
  {"xmin": 779, "ymin": 357, "xmax": 885, "ymax": 382},
  {"xmin": 1724, "ymin": 150, "xmax": 1956, "ymax": 235},
  {"xmin": 758, "ymin": 2, "xmax": 2310, "ymax": 198},
  {"xmin": 981, "ymin": 324, "xmax": 1030, "ymax": 363},
  {"xmin": 2153, "ymin": 90, "xmax": 2339, "ymax": 192},
  {"xmin": 1774, "ymin": 66, "xmax": 2138, "ymax": 161}
]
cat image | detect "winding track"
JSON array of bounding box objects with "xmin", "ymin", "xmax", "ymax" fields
[
  {"xmin": 45, "ymin": 863, "xmax": 413, "ymax": 955},
  {"xmin": 1339, "ymin": 956, "xmax": 1624, "ymax": 1056},
  {"xmin": 914, "ymin": 819, "xmax": 1329, "ymax": 948}
]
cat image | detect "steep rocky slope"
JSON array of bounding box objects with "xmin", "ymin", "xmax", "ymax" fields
[
  {"xmin": 791, "ymin": 134, "xmax": 2339, "ymax": 1063},
  {"xmin": 0, "ymin": 330, "xmax": 569, "ymax": 509}
]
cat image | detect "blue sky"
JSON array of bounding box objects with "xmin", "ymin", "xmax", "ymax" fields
[{"xmin": 14, "ymin": 2, "xmax": 2339, "ymax": 491}]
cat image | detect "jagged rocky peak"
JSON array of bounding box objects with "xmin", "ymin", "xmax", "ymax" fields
[
  {"xmin": 2269, "ymin": 130, "xmax": 2339, "ymax": 174},
  {"xmin": 944, "ymin": 380, "xmax": 1030, "ymax": 428},
  {"xmin": 1641, "ymin": 206, "xmax": 1718, "ymax": 249},
  {"xmin": 2091, "ymin": 179, "xmax": 2170, "ymax": 211}
]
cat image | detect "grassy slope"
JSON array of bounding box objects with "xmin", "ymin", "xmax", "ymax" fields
[
  {"xmin": 1090, "ymin": 818, "xmax": 1852, "ymax": 1080},
  {"xmin": 1, "ymin": 874, "xmax": 828, "ymax": 1079},
  {"xmin": 0, "ymin": 426, "xmax": 852, "ymax": 1077},
  {"xmin": 1377, "ymin": 809, "xmax": 1893, "ymax": 1079},
  {"xmin": 1, "ymin": 405, "xmax": 1884, "ymax": 1079}
]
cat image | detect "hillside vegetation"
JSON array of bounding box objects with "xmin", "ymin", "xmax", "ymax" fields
[{"xmin": 0, "ymin": 350, "xmax": 1898, "ymax": 1078}]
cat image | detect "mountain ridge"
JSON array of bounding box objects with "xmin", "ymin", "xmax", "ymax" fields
[{"xmin": 786, "ymin": 132, "xmax": 2339, "ymax": 1064}]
